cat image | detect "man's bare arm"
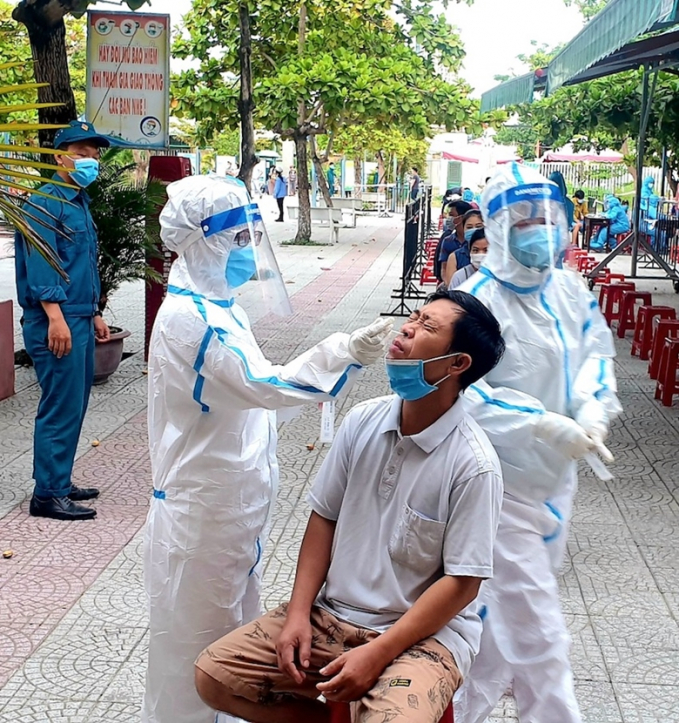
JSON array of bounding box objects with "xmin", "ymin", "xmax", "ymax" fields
[{"xmin": 276, "ymin": 512, "xmax": 336, "ymax": 683}]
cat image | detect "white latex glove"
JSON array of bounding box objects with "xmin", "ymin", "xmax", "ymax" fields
[
  {"xmin": 575, "ymin": 399, "xmax": 614, "ymax": 463},
  {"xmin": 575, "ymin": 398, "xmax": 610, "ymax": 442},
  {"xmin": 534, "ymin": 411, "xmax": 598, "ymax": 461},
  {"xmin": 348, "ymin": 317, "xmax": 394, "ymax": 366}
]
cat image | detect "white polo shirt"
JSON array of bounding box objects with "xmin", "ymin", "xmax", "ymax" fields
[{"xmin": 308, "ymin": 394, "xmax": 503, "ymax": 677}]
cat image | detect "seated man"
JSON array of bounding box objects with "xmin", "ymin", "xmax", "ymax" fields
[{"xmin": 195, "ymin": 289, "xmax": 506, "ymax": 723}]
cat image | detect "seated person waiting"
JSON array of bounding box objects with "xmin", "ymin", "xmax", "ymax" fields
[{"xmin": 194, "ymin": 290, "xmax": 506, "ymax": 723}]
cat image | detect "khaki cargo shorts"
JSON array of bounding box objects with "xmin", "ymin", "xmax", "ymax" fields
[{"xmin": 196, "ymin": 603, "xmax": 462, "ymax": 722}]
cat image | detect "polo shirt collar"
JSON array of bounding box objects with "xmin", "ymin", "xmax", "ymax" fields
[
  {"xmin": 52, "ymin": 173, "xmax": 80, "ymax": 201},
  {"xmin": 380, "ymin": 395, "xmax": 466, "ymax": 453}
]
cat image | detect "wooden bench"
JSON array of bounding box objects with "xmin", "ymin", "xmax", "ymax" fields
[
  {"xmin": 318, "ymin": 198, "xmax": 360, "ymax": 227},
  {"xmin": 287, "ymin": 206, "xmax": 343, "ymax": 243}
]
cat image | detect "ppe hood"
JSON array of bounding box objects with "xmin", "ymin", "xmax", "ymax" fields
[
  {"xmin": 480, "ymin": 164, "xmax": 569, "ymax": 292},
  {"xmin": 160, "ymin": 175, "xmax": 292, "ymax": 316}
]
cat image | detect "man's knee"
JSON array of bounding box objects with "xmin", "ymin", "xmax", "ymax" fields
[{"xmin": 195, "ymin": 664, "xmax": 231, "ymax": 711}]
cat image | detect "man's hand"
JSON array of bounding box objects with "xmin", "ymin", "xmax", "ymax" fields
[
  {"xmin": 276, "ymin": 612, "xmax": 313, "ymax": 685},
  {"xmin": 94, "ymin": 315, "xmax": 111, "ymax": 342},
  {"xmin": 317, "ymin": 642, "xmax": 388, "ymax": 702},
  {"xmin": 48, "ymin": 317, "xmax": 72, "ymax": 358}
]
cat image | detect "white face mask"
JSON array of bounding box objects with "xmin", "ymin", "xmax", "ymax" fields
[{"xmin": 470, "ymin": 252, "xmax": 487, "ymax": 269}]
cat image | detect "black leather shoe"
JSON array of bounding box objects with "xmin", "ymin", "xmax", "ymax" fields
[
  {"xmin": 29, "ymin": 495, "xmax": 96, "ymax": 521},
  {"xmin": 68, "ymin": 485, "xmax": 100, "ymax": 501}
]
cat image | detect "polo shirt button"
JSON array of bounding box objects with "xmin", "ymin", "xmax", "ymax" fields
[
  {"xmin": 388, "ymin": 467, "xmax": 395, "ymax": 474},
  {"xmin": 397, "ymin": 449, "xmax": 404, "ymax": 456}
]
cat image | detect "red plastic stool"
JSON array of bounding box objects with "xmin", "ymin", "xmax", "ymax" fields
[
  {"xmin": 581, "ymin": 259, "xmax": 599, "ymax": 274},
  {"xmin": 327, "ymin": 701, "xmax": 454, "ymax": 722},
  {"xmin": 655, "ymin": 338, "xmax": 679, "ymax": 406},
  {"xmin": 617, "ymin": 291, "xmax": 653, "ymax": 338},
  {"xmin": 577, "ymin": 255, "xmax": 596, "ymax": 272},
  {"xmin": 649, "ymin": 319, "xmax": 679, "ymax": 379},
  {"xmin": 632, "ymin": 306, "xmax": 677, "ymax": 359},
  {"xmin": 599, "ymin": 282, "xmax": 636, "ymax": 326}
]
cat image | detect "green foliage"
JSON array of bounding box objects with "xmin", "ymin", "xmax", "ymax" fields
[
  {"xmin": 172, "ymin": 0, "xmax": 481, "ymax": 142},
  {"xmin": 0, "ymin": 3, "xmax": 86, "ymax": 141},
  {"xmin": 70, "ymin": 0, "xmax": 151, "ymax": 18},
  {"xmin": 563, "ymin": 0, "xmax": 608, "ymax": 21},
  {"xmin": 332, "ymin": 124, "xmax": 428, "ymax": 179},
  {"xmin": 494, "ymin": 124, "xmax": 540, "ymax": 161},
  {"xmin": 88, "ymin": 148, "xmax": 163, "ymax": 308}
]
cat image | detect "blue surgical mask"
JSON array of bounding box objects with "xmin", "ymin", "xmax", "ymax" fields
[
  {"xmin": 385, "ymin": 353, "xmax": 461, "ymax": 401},
  {"xmin": 225, "ymin": 245, "xmax": 256, "ymax": 288},
  {"xmin": 509, "ymin": 225, "xmax": 557, "ymax": 271},
  {"xmin": 69, "ymin": 158, "xmax": 100, "ymax": 188},
  {"xmin": 464, "ymin": 228, "xmax": 479, "ymax": 244}
]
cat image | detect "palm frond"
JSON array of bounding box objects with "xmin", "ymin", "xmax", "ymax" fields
[
  {"xmin": 0, "ymin": 157, "xmax": 59, "ymax": 172},
  {"xmin": 0, "ymin": 144, "xmax": 62, "ymax": 155},
  {"xmin": 0, "ymin": 102, "xmax": 65, "ymax": 114},
  {"xmin": 0, "ymin": 82, "xmax": 49, "ymax": 96}
]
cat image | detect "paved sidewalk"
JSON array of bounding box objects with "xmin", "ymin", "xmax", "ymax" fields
[{"xmin": 1, "ymin": 208, "xmax": 679, "ymax": 721}]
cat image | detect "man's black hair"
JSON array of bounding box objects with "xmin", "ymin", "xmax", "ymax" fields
[
  {"xmin": 462, "ymin": 209, "xmax": 483, "ymax": 225},
  {"xmin": 425, "ymin": 289, "xmax": 505, "ymax": 390},
  {"xmin": 412, "ymin": 166, "xmax": 419, "ymax": 173},
  {"xmin": 574, "ymin": 189, "xmax": 585, "ymax": 200},
  {"xmin": 449, "ymin": 200, "xmax": 473, "ymax": 217},
  {"xmin": 469, "ymin": 228, "xmax": 486, "ymax": 245}
]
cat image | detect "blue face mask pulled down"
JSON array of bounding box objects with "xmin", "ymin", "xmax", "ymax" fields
[
  {"xmin": 69, "ymin": 158, "xmax": 100, "ymax": 188},
  {"xmin": 225, "ymin": 245, "xmax": 257, "ymax": 288},
  {"xmin": 509, "ymin": 225, "xmax": 557, "ymax": 271},
  {"xmin": 385, "ymin": 353, "xmax": 460, "ymax": 401}
]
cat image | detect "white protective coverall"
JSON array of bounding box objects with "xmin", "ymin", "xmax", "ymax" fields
[
  {"xmin": 455, "ymin": 164, "xmax": 622, "ymax": 723},
  {"xmin": 143, "ymin": 176, "xmax": 391, "ymax": 723}
]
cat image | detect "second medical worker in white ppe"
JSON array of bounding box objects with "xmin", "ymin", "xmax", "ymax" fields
[
  {"xmin": 142, "ymin": 175, "xmax": 392, "ymax": 723},
  {"xmin": 455, "ymin": 164, "xmax": 621, "ymax": 723}
]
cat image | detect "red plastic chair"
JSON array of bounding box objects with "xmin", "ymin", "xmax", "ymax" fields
[
  {"xmin": 655, "ymin": 338, "xmax": 679, "ymax": 406},
  {"xmin": 599, "ymin": 282, "xmax": 636, "ymax": 326},
  {"xmin": 327, "ymin": 700, "xmax": 454, "ymax": 722},
  {"xmin": 632, "ymin": 306, "xmax": 677, "ymax": 359},
  {"xmin": 649, "ymin": 319, "xmax": 679, "ymax": 380},
  {"xmin": 617, "ymin": 291, "xmax": 653, "ymax": 338}
]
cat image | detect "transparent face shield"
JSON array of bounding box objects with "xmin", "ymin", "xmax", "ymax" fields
[
  {"xmin": 485, "ymin": 183, "xmax": 569, "ymax": 274},
  {"xmin": 201, "ymin": 200, "xmax": 293, "ymax": 316}
]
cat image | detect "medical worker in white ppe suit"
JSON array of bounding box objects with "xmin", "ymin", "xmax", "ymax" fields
[
  {"xmin": 142, "ymin": 175, "xmax": 392, "ymax": 723},
  {"xmin": 455, "ymin": 164, "xmax": 621, "ymax": 723}
]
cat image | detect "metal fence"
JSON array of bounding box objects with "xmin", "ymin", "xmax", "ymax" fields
[
  {"xmin": 383, "ymin": 186, "xmax": 435, "ymax": 317},
  {"xmin": 534, "ymin": 162, "xmax": 663, "ymax": 201},
  {"xmin": 352, "ymin": 182, "xmax": 411, "ymax": 215}
]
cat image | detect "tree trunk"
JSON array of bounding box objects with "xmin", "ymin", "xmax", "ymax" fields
[
  {"xmin": 294, "ymin": 1, "xmax": 312, "ymax": 242},
  {"xmin": 376, "ymin": 150, "xmax": 386, "ymax": 189},
  {"xmin": 353, "ymin": 156, "xmax": 363, "ymax": 199},
  {"xmin": 294, "ymin": 133, "xmax": 312, "ymax": 243},
  {"xmin": 13, "ymin": 2, "xmax": 77, "ymax": 152},
  {"xmin": 236, "ymin": 4, "xmax": 257, "ymax": 194},
  {"xmin": 310, "ymin": 135, "xmax": 332, "ymax": 207}
]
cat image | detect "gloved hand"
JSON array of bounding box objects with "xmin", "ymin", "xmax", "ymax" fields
[
  {"xmin": 575, "ymin": 398, "xmax": 610, "ymax": 444},
  {"xmin": 348, "ymin": 317, "xmax": 394, "ymax": 366},
  {"xmin": 534, "ymin": 411, "xmax": 598, "ymax": 461}
]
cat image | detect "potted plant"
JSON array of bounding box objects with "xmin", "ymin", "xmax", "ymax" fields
[{"xmin": 88, "ymin": 149, "xmax": 163, "ymax": 383}]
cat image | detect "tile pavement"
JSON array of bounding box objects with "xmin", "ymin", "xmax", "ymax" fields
[{"xmin": 1, "ymin": 207, "xmax": 679, "ymax": 721}]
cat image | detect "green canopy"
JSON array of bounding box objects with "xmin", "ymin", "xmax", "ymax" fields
[
  {"xmin": 480, "ymin": 0, "xmax": 679, "ymax": 112},
  {"xmin": 548, "ymin": 0, "xmax": 679, "ymax": 93},
  {"xmin": 480, "ymin": 72, "xmax": 535, "ymax": 114}
]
